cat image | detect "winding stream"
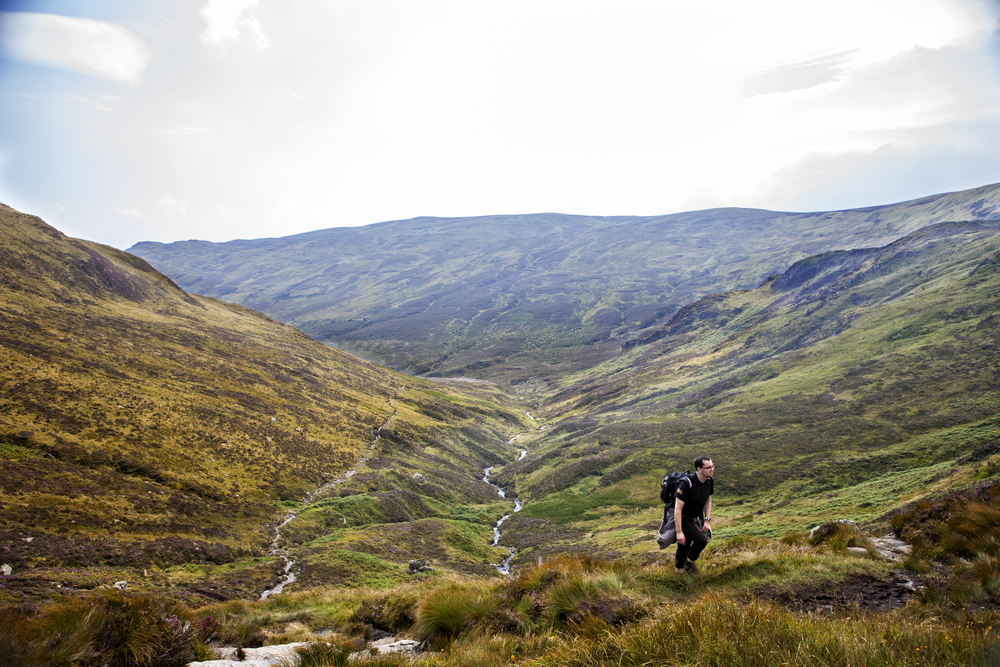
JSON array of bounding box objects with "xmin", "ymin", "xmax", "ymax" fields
[
  {"xmin": 483, "ymin": 447, "xmax": 527, "ymax": 575},
  {"xmin": 261, "ymin": 399, "xmax": 528, "ymax": 596},
  {"xmin": 260, "ymin": 395, "xmax": 400, "ymax": 599}
]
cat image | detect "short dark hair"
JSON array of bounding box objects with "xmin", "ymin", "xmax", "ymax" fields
[{"xmin": 695, "ymin": 456, "xmax": 712, "ymax": 470}]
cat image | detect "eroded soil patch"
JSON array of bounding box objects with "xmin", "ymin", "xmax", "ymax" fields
[{"xmin": 751, "ymin": 573, "xmax": 919, "ymax": 613}]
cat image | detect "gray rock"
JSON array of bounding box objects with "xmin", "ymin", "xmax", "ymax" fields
[
  {"xmin": 187, "ymin": 638, "xmax": 424, "ymax": 667},
  {"xmin": 369, "ymin": 637, "xmax": 421, "ymax": 656},
  {"xmin": 870, "ymin": 535, "xmax": 912, "ymax": 562},
  {"xmin": 413, "ymin": 473, "xmax": 426, "ymax": 484},
  {"xmin": 407, "ymin": 559, "xmax": 433, "ymax": 574},
  {"xmin": 113, "ymin": 581, "xmax": 128, "ymax": 591},
  {"xmin": 1, "ymin": 564, "xmax": 11, "ymax": 576},
  {"xmin": 188, "ymin": 642, "xmax": 310, "ymax": 666}
]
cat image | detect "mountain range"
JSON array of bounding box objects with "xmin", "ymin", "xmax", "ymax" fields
[
  {"xmin": 2, "ymin": 182, "xmax": 1000, "ymax": 609},
  {"xmin": 128, "ymin": 182, "xmax": 1000, "ymax": 382}
]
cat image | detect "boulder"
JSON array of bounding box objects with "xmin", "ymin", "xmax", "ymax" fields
[
  {"xmin": 869, "ymin": 535, "xmax": 912, "ymax": 562},
  {"xmin": 188, "ymin": 642, "xmax": 309, "ymax": 667},
  {"xmin": 413, "ymin": 473, "xmax": 426, "ymax": 484},
  {"xmin": 808, "ymin": 520, "xmax": 859, "ymax": 542},
  {"xmin": 1, "ymin": 564, "xmax": 11, "ymax": 576},
  {"xmin": 113, "ymin": 581, "xmax": 128, "ymax": 591},
  {"xmin": 369, "ymin": 636, "xmax": 421, "ymax": 656},
  {"xmin": 407, "ymin": 559, "xmax": 433, "ymax": 574}
]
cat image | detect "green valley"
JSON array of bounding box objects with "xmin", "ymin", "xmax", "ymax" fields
[{"xmin": 3, "ymin": 185, "xmax": 1000, "ymax": 666}]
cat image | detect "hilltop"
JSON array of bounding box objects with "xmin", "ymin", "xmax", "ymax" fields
[{"xmin": 129, "ymin": 183, "xmax": 1000, "ymax": 382}]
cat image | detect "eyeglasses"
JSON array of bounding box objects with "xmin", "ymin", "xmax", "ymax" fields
[{"xmin": 699, "ymin": 465, "xmax": 715, "ymax": 470}]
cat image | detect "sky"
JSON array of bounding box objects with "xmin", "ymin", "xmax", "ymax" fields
[{"xmin": 2, "ymin": 1, "xmax": 1000, "ymax": 250}]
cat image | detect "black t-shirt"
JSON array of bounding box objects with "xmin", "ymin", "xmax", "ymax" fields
[{"xmin": 675, "ymin": 474, "xmax": 713, "ymax": 519}]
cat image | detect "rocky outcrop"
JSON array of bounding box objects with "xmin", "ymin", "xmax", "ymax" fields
[
  {"xmin": 186, "ymin": 637, "xmax": 422, "ymax": 667},
  {"xmin": 188, "ymin": 643, "xmax": 310, "ymax": 667},
  {"xmin": 809, "ymin": 521, "xmax": 911, "ymax": 562},
  {"xmin": 867, "ymin": 534, "xmax": 912, "ymax": 562},
  {"xmin": 407, "ymin": 559, "xmax": 433, "ymax": 574}
]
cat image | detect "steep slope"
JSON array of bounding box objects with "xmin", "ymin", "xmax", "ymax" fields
[
  {"xmin": 488, "ymin": 220, "xmax": 1000, "ymax": 562},
  {"xmin": 0, "ymin": 205, "xmax": 530, "ymax": 602},
  {"xmin": 128, "ymin": 183, "xmax": 1000, "ymax": 382}
]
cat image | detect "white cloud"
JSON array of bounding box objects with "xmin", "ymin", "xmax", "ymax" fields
[
  {"xmin": 756, "ymin": 139, "xmax": 1000, "ymax": 213},
  {"xmin": 4, "ymin": 0, "xmax": 1000, "ymax": 251},
  {"xmin": 157, "ymin": 194, "xmax": 189, "ymax": 217},
  {"xmin": 115, "ymin": 207, "xmax": 144, "ymax": 218},
  {"xmin": 199, "ymin": 0, "xmax": 270, "ymax": 52},
  {"xmin": 155, "ymin": 127, "xmax": 209, "ymax": 135},
  {"xmin": 739, "ymin": 51, "xmax": 857, "ymax": 97},
  {"xmin": 0, "ymin": 12, "xmax": 150, "ymax": 84}
]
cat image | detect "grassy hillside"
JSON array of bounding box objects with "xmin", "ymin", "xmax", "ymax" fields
[
  {"xmin": 490, "ymin": 220, "xmax": 1000, "ymax": 563},
  {"xmin": 128, "ymin": 183, "xmax": 1000, "ymax": 382},
  {"xmin": 4, "ymin": 201, "xmax": 1000, "ymax": 665},
  {"xmin": 7, "ymin": 538, "xmax": 1000, "ymax": 666},
  {"xmin": 0, "ymin": 204, "xmax": 532, "ymax": 603}
]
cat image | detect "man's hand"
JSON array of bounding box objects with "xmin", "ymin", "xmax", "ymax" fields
[{"xmin": 677, "ymin": 531, "xmax": 686, "ymax": 546}]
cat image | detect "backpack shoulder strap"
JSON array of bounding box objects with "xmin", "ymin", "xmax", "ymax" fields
[{"xmin": 676, "ymin": 474, "xmax": 693, "ymax": 495}]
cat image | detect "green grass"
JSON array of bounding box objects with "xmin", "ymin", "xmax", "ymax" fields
[
  {"xmin": 493, "ymin": 226, "xmax": 1000, "ymax": 558},
  {"xmin": 6, "ymin": 510, "xmax": 1000, "ymax": 667},
  {"xmin": 517, "ymin": 488, "xmax": 647, "ymax": 525}
]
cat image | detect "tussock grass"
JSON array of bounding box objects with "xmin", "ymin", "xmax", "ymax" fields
[
  {"xmin": 0, "ymin": 590, "xmax": 206, "ymax": 667},
  {"xmin": 5, "ymin": 547, "xmax": 1000, "ymax": 666},
  {"xmin": 891, "ymin": 480, "xmax": 1000, "ymax": 604},
  {"xmin": 284, "ymin": 641, "xmax": 352, "ymax": 667},
  {"xmin": 414, "ymin": 583, "xmax": 497, "ymax": 645},
  {"xmin": 531, "ymin": 593, "xmax": 995, "ymax": 667}
]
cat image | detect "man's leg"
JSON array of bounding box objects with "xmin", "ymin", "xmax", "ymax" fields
[
  {"xmin": 675, "ymin": 539, "xmax": 690, "ymax": 570},
  {"xmin": 677, "ymin": 517, "xmax": 708, "ymax": 572},
  {"xmin": 685, "ymin": 522, "xmax": 709, "ymax": 562}
]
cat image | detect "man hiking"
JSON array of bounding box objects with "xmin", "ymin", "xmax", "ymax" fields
[{"xmin": 674, "ymin": 456, "xmax": 714, "ymax": 574}]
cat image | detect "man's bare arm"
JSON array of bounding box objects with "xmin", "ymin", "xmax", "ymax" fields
[{"xmin": 674, "ymin": 497, "xmax": 686, "ymax": 545}]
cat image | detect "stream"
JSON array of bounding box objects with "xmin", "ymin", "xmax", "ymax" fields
[
  {"xmin": 260, "ymin": 396, "xmax": 399, "ymax": 599},
  {"xmin": 483, "ymin": 447, "xmax": 527, "ymax": 575},
  {"xmin": 261, "ymin": 400, "xmax": 526, "ymax": 596}
]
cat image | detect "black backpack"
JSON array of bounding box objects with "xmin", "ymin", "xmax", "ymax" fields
[{"xmin": 660, "ymin": 470, "xmax": 693, "ymax": 504}]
